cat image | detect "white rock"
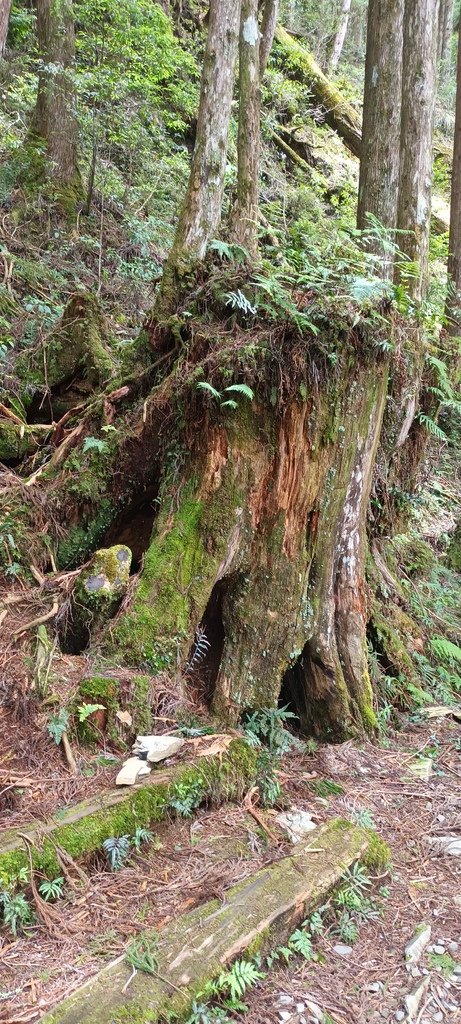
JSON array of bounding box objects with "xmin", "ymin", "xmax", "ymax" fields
[
  {"xmin": 367, "ymin": 982, "xmax": 384, "ymax": 993},
  {"xmin": 433, "ymin": 1013, "xmax": 444, "ymax": 1022},
  {"xmin": 405, "ymin": 975, "xmax": 431, "ymax": 1020},
  {"xmin": 332, "ymin": 943, "xmax": 353, "ymax": 956},
  {"xmin": 405, "ymin": 925, "xmax": 432, "ymax": 964},
  {"xmin": 278, "ymin": 995, "xmax": 294, "ymax": 1005},
  {"xmin": 434, "ymin": 945, "xmax": 446, "ymax": 954},
  {"xmin": 275, "ymin": 809, "xmax": 317, "ymax": 843},
  {"xmin": 305, "ymin": 1002, "xmax": 323, "ymax": 1021},
  {"xmin": 115, "ymin": 757, "xmax": 152, "ymax": 786},
  {"xmin": 279, "ymin": 1012, "xmax": 292, "ymax": 1022},
  {"xmin": 427, "ymin": 836, "xmax": 461, "ymax": 857},
  {"xmin": 448, "ymin": 942, "xmax": 459, "ymax": 953},
  {"xmin": 133, "ymin": 735, "xmax": 185, "ymax": 763},
  {"xmin": 296, "ymin": 1004, "xmax": 306, "ymax": 1013},
  {"xmin": 395, "ymin": 1011, "xmax": 405, "ymax": 1021}
]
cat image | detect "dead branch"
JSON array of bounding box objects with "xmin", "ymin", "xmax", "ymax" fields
[{"xmin": 12, "ymin": 600, "xmax": 60, "ymax": 637}]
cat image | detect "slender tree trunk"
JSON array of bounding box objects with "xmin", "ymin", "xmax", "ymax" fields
[
  {"xmin": 327, "ymin": 0, "xmax": 352, "ymax": 72},
  {"xmin": 260, "ymin": 0, "xmax": 279, "ymax": 76},
  {"xmin": 446, "ymin": 21, "xmax": 461, "ymax": 328},
  {"xmin": 437, "ymin": 0, "xmax": 454, "ymax": 62},
  {"xmin": 33, "ymin": 0, "xmax": 80, "ymax": 190},
  {"xmin": 357, "ymin": 0, "xmax": 404, "ymax": 279},
  {"xmin": 0, "ymin": 0, "xmax": 12, "ymax": 57},
  {"xmin": 154, "ymin": 0, "xmax": 242, "ymax": 319},
  {"xmin": 230, "ymin": 0, "xmax": 261, "ymax": 259},
  {"xmin": 397, "ymin": 0, "xmax": 439, "ymax": 301}
]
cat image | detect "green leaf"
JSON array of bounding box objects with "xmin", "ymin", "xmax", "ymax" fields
[
  {"xmin": 224, "ymin": 384, "xmax": 254, "ymax": 401},
  {"xmin": 77, "ymin": 703, "xmax": 105, "ymax": 722},
  {"xmin": 82, "ymin": 436, "xmax": 110, "ymax": 454},
  {"xmin": 220, "ymin": 399, "xmax": 238, "ymax": 410},
  {"xmin": 196, "ymin": 381, "xmax": 221, "ymax": 401}
]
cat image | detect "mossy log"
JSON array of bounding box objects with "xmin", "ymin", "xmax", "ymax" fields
[
  {"xmin": 447, "ymin": 518, "xmax": 461, "ymax": 572},
  {"xmin": 274, "ymin": 25, "xmax": 362, "ymax": 158},
  {"xmin": 0, "ymin": 739, "xmax": 256, "ymax": 886},
  {"xmin": 42, "ymin": 819, "xmax": 370, "ymax": 1024}
]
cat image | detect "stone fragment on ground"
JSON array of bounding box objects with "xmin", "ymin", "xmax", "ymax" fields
[
  {"xmin": 427, "ymin": 835, "xmax": 461, "ymax": 856},
  {"xmin": 404, "ymin": 974, "xmax": 431, "ymax": 1020},
  {"xmin": 405, "ymin": 924, "xmax": 431, "ymax": 963},
  {"xmin": 115, "ymin": 757, "xmax": 151, "ymax": 786},
  {"xmin": 132, "ymin": 734, "xmax": 185, "ymax": 762},
  {"xmin": 275, "ymin": 808, "xmax": 317, "ymax": 842}
]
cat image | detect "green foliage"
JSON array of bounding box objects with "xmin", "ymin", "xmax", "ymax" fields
[
  {"xmin": 430, "ymin": 635, "xmax": 461, "ymax": 665},
  {"xmin": 0, "ymin": 890, "xmax": 34, "ymax": 936},
  {"xmin": 255, "ymin": 749, "xmax": 281, "ymax": 808},
  {"xmin": 47, "ymin": 709, "xmax": 69, "ymax": 745},
  {"xmin": 82, "ymin": 436, "xmax": 110, "ymax": 455},
  {"xmin": 169, "ymin": 778, "xmax": 205, "ymax": 817},
  {"xmin": 349, "ymin": 807, "xmax": 376, "ymax": 830},
  {"xmin": 243, "ymin": 705, "xmax": 296, "ymax": 756},
  {"xmin": 213, "ymin": 959, "xmax": 265, "ymax": 1004},
  {"xmin": 196, "ymin": 380, "xmax": 254, "ymax": 412},
  {"xmin": 102, "ymin": 835, "xmax": 131, "ymax": 870},
  {"xmin": 38, "ymin": 876, "xmax": 65, "ymax": 902},
  {"xmin": 125, "ymin": 932, "xmax": 159, "ymax": 975},
  {"xmin": 131, "ymin": 827, "xmax": 154, "ymax": 852},
  {"xmin": 428, "ymin": 951, "xmax": 457, "ymax": 976},
  {"xmin": 77, "ymin": 702, "xmax": 106, "ymax": 722}
]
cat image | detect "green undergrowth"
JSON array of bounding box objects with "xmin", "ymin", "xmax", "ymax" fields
[{"xmin": 0, "ymin": 739, "xmax": 257, "ymax": 889}]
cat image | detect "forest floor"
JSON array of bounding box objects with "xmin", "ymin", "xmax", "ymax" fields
[{"xmin": 0, "ymin": 714, "xmax": 460, "ymax": 1024}]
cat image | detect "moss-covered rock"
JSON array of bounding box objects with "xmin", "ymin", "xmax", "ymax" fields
[{"xmin": 60, "ymin": 545, "xmax": 132, "ymax": 652}]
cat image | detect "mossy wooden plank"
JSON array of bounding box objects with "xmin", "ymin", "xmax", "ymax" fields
[
  {"xmin": 43, "ymin": 819, "xmax": 369, "ymax": 1024},
  {"xmin": 0, "ymin": 740, "xmax": 256, "ymax": 884}
]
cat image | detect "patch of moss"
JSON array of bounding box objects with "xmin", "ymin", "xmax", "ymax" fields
[
  {"xmin": 69, "ymin": 676, "xmax": 120, "ymax": 744},
  {"xmin": 361, "ymin": 830, "xmax": 392, "ymax": 872},
  {"xmin": 130, "ymin": 675, "xmax": 153, "ymax": 735},
  {"xmin": 57, "ymin": 499, "xmax": 116, "ymax": 569}
]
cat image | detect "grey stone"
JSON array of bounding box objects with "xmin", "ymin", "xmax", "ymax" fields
[
  {"xmin": 332, "ymin": 943, "xmax": 353, "ymax": 956},
  {"xmin": 395, "ymin": 1012, "xmax": 405, "ymax": 1021},
  {"xmin": 434, "ymin": 945, "xmax": 446, "ymax": 955},
  {"xmin": 367, "ymin": 982, "xmax": 384, "ymax": 993},
  {"xmin": 448, "ymin": 942, "xmax": 459, "ymax": 954},
  {"xmin": 278, "ymin": 995, "xmax": 294, "ymax": 1006},
  {"xmin": 305, "ymin": 1002, "xmax": 323, "ymax": 1021},
  {"xmin": 275, "ymin": 809, "xmax": 317, "ymax": 843},
  {"xmin": 433, "ymin": 1014, "xmax": 444, "ymax": 1022},
  {"xmin": 133, "ymin": 735, "xmax": 185, "ymax": 763},
  {"xmin": 405, "ymin": 925, "xmax": 431, "ymax": 964}
]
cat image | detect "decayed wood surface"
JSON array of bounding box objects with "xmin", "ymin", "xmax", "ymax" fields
[{"xmin": 43, "ymin": 820, "xmax": 369, "ymax": 1024}]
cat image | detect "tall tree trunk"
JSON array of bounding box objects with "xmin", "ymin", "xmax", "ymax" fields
[
  {"xmin": 230, "ymin": 0, "xmax": 261, "ymax": 259},
  {"xmin": 33, "ymin": 0, "xmax": 79, "ymax": 191},
  {"xmin": 326, "ymin": 0, "xmax": 352, "ymax": 72},
  {"xmin": 446, "ymin": 20, "xmax": 461, "ymax": 328},
  {"xmin": 260, "ymin": 0, "xmax": 279, "ymax": 76},
  {"xmin": 397, "ymin": 0, "xmax": 439, "ymax": 301},
  {"xmin": 0, "ymin": 0, "xmax": 12, "ymax": 58},
  {"xmin": 154, "ymin": 0, "xmax": 242, "ymax": 319},
  {"xmin": 437, "ymin": 0, "xmax": 454, "ymax": 62},
  {"xmin": 357, "ymin": 0, "xmax": 404, "ymax": 278}
]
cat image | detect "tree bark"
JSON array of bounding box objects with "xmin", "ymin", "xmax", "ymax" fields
[
  {"xmin": 357, "ymin": 0, "xmax": 404, "ymax": 278},
  {"xmin": 260, "ymin": 0, "xmax": 279, "ymax": 76},
  {"xmin": 326, "ymin": 0, "xmax": 352, "ymax": 72},
  {"xmin": 33, "ymin": 0, "xmax": 80, "ymax": 191},
  {"xmin": 397, "ymin": 0, "xmax": 439, "ymax": 301},
  {"xmin": 0, "ymin": 0, "xmax": 12, "ymax": 58},
  {"xmin": 230, "ymin": 0, "xmax": 261, "ymax": 259},
  {"xmin": 154, "ymin": 0, "xmax": 242, "ymax": 319},
  {"xmin": 446, "ymin": 20, "xmax": 461, "ymax": 328},
  {"xmin": 437, "ymin": 0, "xmax": 454, "ymax": 62}
]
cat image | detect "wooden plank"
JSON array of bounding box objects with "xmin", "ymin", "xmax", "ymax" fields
[{"xmin": 43, "ymin": 820, "xmax": 369, "ymax": 1024}]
